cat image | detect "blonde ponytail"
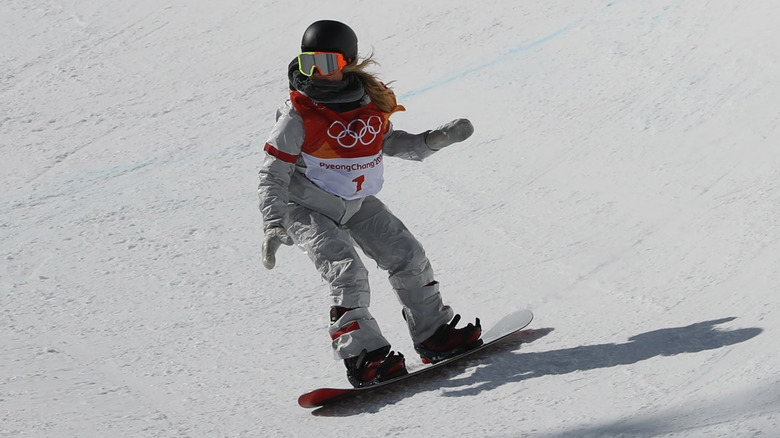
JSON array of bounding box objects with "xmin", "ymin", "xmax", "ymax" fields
[{"xmin": 343, "ymin": 54, "xmax": 401, "ymax": 113}]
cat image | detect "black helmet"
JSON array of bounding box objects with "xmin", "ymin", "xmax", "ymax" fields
[{"xmin": 301, "ymin": 20, "xmax": 358, "ymax": 61}]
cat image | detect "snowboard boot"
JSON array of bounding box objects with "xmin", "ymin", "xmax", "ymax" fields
[
  {"xmin": 344, "ymin": 345, "xmax": 408, "ymax": 388},
  {"xmin": 414, "ymin": 314, "xmax": 483, "ymax": 364}
]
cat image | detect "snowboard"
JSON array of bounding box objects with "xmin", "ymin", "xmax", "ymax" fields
[{"xmin": 298, "ymin": 309, "xmax": 534, "ymax": 408}]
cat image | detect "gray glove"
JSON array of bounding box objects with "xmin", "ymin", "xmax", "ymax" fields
[
  {"xmin": 424, "ymin": 118, "xmax": 474, "ymax": 150},
  {"xmin": 262, "ymin": 225, "xmax": 293, "ymax": 270}
]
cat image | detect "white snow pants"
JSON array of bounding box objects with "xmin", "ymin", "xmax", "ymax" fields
[{"xmin": 286, "ymin": 196, "xmax": 454, "ymax": 360}]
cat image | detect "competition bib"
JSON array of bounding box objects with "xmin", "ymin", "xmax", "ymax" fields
[{"xmin": 291, "ymin": 91, "xmax": 401, "ymax": 200}]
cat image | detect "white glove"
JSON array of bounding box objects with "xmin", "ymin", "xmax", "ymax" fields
[
  {"xmin": 425, "ymin": 118, "xmax": 474, "ymax": 150},
  {"xmin": 262, "ymin": 226, "xmax": 293, "ymax": 270}
]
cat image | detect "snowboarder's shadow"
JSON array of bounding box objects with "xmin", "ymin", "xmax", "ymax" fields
[
  {"xmin": 311, "ymin": 317, "xmax": 761, "ymax": 416},
  {"xmin": 440, "ymin": 316, "xmax": 761, "ymax": 397}
]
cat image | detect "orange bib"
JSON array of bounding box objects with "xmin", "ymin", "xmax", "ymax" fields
[{"xmin": 291, "ymin": 91, "xmax": 399, "ymax": 199}]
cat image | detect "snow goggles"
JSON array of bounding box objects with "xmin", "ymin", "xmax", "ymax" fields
[{"xmin": 298, "ymin": 51, "xmax": 349, "ymax": 77}]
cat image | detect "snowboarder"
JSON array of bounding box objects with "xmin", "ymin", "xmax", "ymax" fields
[{"xmin": 258, "ymin": 20, "xmax": 482, "ymax": 388}]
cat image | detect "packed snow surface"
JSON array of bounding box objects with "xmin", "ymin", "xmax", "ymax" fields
[{"xmin": 2, "ymin": 0, "xmax": 779, "ymax": 436}]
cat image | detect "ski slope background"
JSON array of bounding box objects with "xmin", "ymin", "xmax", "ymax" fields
[{"xmin": 2, "ymin": 0, "xmax": 779, "ymax": 436}]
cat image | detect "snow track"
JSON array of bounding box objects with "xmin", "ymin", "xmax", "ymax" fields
[{"xmin": 2, "ymin": 0, "xmax": 779, "ymax": 436}]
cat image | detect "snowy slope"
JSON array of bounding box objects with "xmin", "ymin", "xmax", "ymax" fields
[{"xmin": 2, "ymin": 0, "xmax": 779, "ymax": 436}]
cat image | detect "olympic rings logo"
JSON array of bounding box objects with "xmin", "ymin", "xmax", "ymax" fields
[{"xmin": 326, "ymin": 116, "xmax": 383, "ymax": 148}]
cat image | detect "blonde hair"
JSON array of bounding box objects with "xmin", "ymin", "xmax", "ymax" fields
[{"xmin": 342, "ymin": 54, "xmax": 399, "ymax": 113}]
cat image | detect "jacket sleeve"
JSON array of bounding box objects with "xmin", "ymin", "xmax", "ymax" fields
[
  {"xmin": 381, "ymin": 122, "xmax": 437, "ymax": 161},
  {"xmin": 258, "ymin": 101, "xmax": 304, "ymax": 230}
]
